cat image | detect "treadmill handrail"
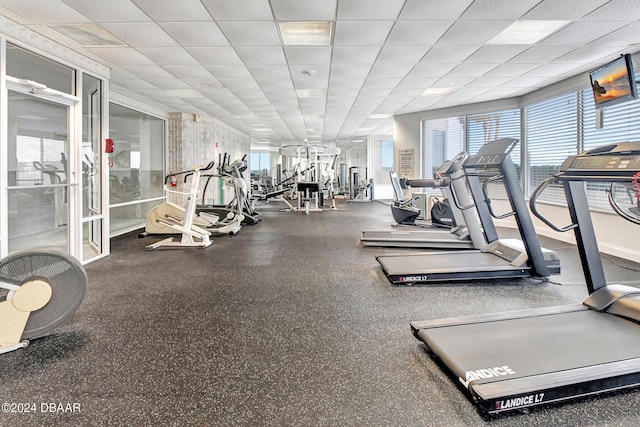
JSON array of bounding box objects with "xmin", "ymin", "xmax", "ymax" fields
[
  {"xmin": 481, "ymin": 174, "xmax": 517, "ymax": 220},
  {"xmin": 607, "ymin": 183, "xmax": 640, "ymax": 225},
  {"xmin": 447, "ymin": 175, "xmax": 477, "ymax": 211},
  {"xmin": 530, "ymin": 176, "xmax": 578, "ymax": 232}
]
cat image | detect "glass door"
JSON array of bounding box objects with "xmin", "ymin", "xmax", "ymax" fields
[{"xmin": 6, "ymin": 86, "xmax": 78, "ymax": 255}]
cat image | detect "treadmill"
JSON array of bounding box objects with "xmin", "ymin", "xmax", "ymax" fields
[
  {"xmin": 411, "ymin": 142, "xmax": 640, "ymax": 417},
  {"xmin": 361, "ymin": 152, "xmax": 492, "ymax": 250},
  {"xmin": 376, "ymin": 138, "xmax": 560, "ymax": 285}
]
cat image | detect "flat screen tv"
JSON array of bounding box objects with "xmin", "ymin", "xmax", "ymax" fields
[{"xmin": 589, "ymin": 53, "xmax": 637, "ymax": 109}]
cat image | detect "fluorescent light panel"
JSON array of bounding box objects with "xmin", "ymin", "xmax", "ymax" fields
[
  {"xmin": 421, "ymin": 87, "xmax": 456, "ymax": 96},
  {"xmin": 278, "ymin": 22, "xmax": 333, "ymax": 46},
  {"xmin": 48, "ymin": 24, "xmax": 125, "ymax": 47},
  {"xmin": 488, "ymin": 20, "xmax": 570, "ymax": 45}
]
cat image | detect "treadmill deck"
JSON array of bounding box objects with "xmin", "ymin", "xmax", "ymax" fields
[
  {"xmin": 376, "ymin": 248, "xmax": 560, "ymax": 284},
  {"xmin": 411, "ymin": 305, "xmax": 640, "ymax": 414},
  {"xmin": 361, "ymin": 229, "xmax": 474, "ymax": 249}
]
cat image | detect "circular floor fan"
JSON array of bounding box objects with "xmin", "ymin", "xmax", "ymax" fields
[{"xmin": 0, "ymin": 250, "xmax": 87, "ymax": 340}]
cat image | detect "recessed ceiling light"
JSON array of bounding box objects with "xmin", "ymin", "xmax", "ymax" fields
[
  {"xmin": 487, "ymin": 20, "xmax": 570, "ymax": 45},
  {"xmin": 278, "ymin": 22, "xmax": 333, "ymax": 46},
  {"xmin": 48, "ymin": 24, "xmax": 125, "ymax": 47},
  {"xmin": 421, "ymin": 87, "xmax": 457, "ymax": 96},
  {"xmin": 296, "ymin": 89, "xmax": 326, "ymax": 97},
  {"xmin": 369, "ymin": 114, "xmax": 391, "ymax": 119}
]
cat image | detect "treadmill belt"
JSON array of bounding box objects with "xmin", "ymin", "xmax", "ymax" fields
[{"xmin": 416, "ymin": 308, "xmax": 640, "ymax": 412}]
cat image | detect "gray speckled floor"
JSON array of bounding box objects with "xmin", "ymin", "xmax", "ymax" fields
[{"xmin": 2, "ymin": 199, "xmax": 640, "ymax": 427}]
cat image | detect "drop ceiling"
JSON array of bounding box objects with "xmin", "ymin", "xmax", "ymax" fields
[{"xmin": 1, "ymin": 0, "xmax": 639, "ymax": 148}]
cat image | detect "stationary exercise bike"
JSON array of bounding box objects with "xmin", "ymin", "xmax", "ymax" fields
[{"xmin": 0, "ymin": 250, "xmax": 87, "ymax": 354}]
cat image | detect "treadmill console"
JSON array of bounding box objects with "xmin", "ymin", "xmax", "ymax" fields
[
  {"xmin": 559, "ymin": 142, "xmax": 640, "ymax": 177},
  {"xmin": 464, "ymin": 138, "xmax": 519, "ymax": 168}
]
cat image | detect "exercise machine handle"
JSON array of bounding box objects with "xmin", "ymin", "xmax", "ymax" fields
[
  {"xmin": 607, "ymin": 183, "xmax": 640, "ymax": 225},
  {"xmin": 165, "ymin": 161, "xmax": 216, "ymax": 184},
  {"xmin": 481, "ymin": 175, "xmax": 516, "ymax": 219},
  {"xmin": 447, "ymin": 175, "xmax": 476, "ymax": 211},
  {"xmin": 529, "ymin": 175, "xmax": 578, "ymax": 232}
]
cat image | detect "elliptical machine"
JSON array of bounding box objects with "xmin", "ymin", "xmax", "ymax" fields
[
  {"xmin": 142, "ymin": 162, "xmax": 215, "ymax": 250},
  {"xmin": 198, "ymin": 154, "xmax": 262, "ymax": 225}
]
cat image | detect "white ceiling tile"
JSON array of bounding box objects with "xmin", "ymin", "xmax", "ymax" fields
[
  {"xmin": 163, "ymin": 64, "xmax": 214, "ymax": 79},
  {"xmin": 446, "ymin": 63, "xmax": 498, "ymax": 77},
  {"xmin": 85, "ymin": 47, "xmax": 157, "ymax": 66},
  {"xmin": 160, "ymin": 22, "xmax": 228, "ymax": 47},
  {"xmin": 408, "ymin": 62, "xmax": 457, "ymax": 78},
  {"xmin": 509, "ymin": 45, "xmax": 578, "ymax": 63},
  {"xmin": 207, "ymin": 65, "xmax": 252, "ymax": 79},
  {"xmin": 236, "ymin": 47, "xmax": 287, "ymax": 65},
  {"xmin": 582, "ymin": 0, "xmax": 640, "ymax": 21},
  {"xmin": 284, "ymin": 47, "xmax": 333, "ymax": 65},
  {"xmin": 186, "ymin": 47, "xmax": 243, "ymax": 65},
  {"xmin": 588, "ymin": 21, "xmax": 640, "ymax": 46},
  {"xmin": 257, "ymin": 79, "xmax": 296, "ymax": 91},
  {"xmin": 400, "ymin": 0, "xmax": 473, "ymax": 19},
  {"xmin": 554, "ymin": 45, "xmax": 629, "ymax": 64},
  {"xmin": 332, "ymin": 46, "xmax": 381, "ymax": 65},
  {"xmin": 337, "ymin": 0, "xmax": 405, "ymax": 20},
  {"xmin": 5, "ymin": 0, "xmax": 638, "ymax": 145},
  {"xmin": 460, "ymin": 0, "xmax": 541, "ymax": 20},
  {"xmin": 523, "ymin": 0, "xmax": 611, "ymax": 20},
  {"xmin": 61, "ymin": 0, "xmax": 150, "ymax": 22},
  {"xmin": 540, "ymin": 20, "xmax": 630, "ymax": 46},
  {"xmin": 271, "ymin": 0, "xmax": 337, "ymax": 20},
  {"xmin": 484, "ymin": 63, "xmax": 540, "ymax": 77},
  {"xmin": 122, "ymin": 66, "xmax": 176, "ymax": 79},
  {"xmin": 464, "ymin": 45, "xmax": 530, "ymax": 64},
  {"xmin": 368, "ymin": 63, "xmax": 415, "ymax": 78},
  {"xmin": 0, "ymin": 0, "xmax": 90, "ymax": 24},
  {"xmin": 362, "ymin": 78, "xmax": 403, "ymax": 89},
  {"xmin": 398, "ymin": 76, "xmax": 440, "ymax": 90},
  {"xmin": 144, "ymin": 79, "xmax": 192, "ymax": 89},
  {"xmin": 438, "ymin": 20, "xmax": 512, "ymax": 45},
  {"xmin": 465, "ymin": 76, "xmax": 514, "ymax": 87},
  {"xmin": 131, "ymin": 0, "xmax": 211, "ymax": 21},
  {"xmin": 218, "ymin": 22, "xmax": 281, "ymax": 47},
  {"xmin": 200, "ymin": 0, "xmax": 273, "ymax": 21},
  {"xmin": 523, "ymin": 63, "xmax": 584, "ymax": 78},
  {"xmin": 330, "ymin": 65, "xmax": 372, "ymax": 80},
  {"xmin": 292, "ymin": 78, "xmax": 329, "ymax": 90},
  {"xmin": 386, "ymin": 21, "xmax": 453, "ymax": 46},
  {"xmin": 500, "ymin": 76, "xmax": 549, "ymax": 88},
  {"xmin": 137, "ymin": 47, "xmax": 199, "ymax": 65},
  {"xmin": 102, "ymin": 23, "xmax": 178, "ymax": 47},
  {"xmin": 247, "ymin": 65, "xmax": 292, "ymax": 79},
  {"xmin": 421, "ymin": 45, "xmax": 480, "ymax": 63},
  {"xmin": 432, "ymin": 76, "xmax": 476, "ymax": 88},
  {"xmin": 376, "ymin": 46, "xmax": 430, "ymax": 64},
  {"xmin": 218, "ymin": 78, "xmax": 260, "ymax": 92},
  {"xmin": 329, "ymin": 78, "xmax": 367, "ymax": 89},
  {"xmin": 334, "ymin": 21, "xmax": 394, "ymax": 46}
]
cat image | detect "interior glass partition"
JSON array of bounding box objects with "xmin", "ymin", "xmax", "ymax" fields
[{"xmin": 108, "ymin": 103, "xmax": 165, "ymax": 236}]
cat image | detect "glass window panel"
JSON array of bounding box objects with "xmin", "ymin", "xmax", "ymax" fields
[
  {"xmin": 108, "ymin": 103, "xmax": 165, "ymax": 204},
  {"xmin": 82, "ymin": 74, "xmax": 102, "ymax": 218},
  {"xmin": 6, "ymin": 43, "xmax": 76, "ymax": 95},
  {"xmin": 421, "ymin": 117, "xmax": 465, "ymax": 178},
  {"xmin": 110, "ymin": 200, "xmax": 159, "ymax": 237}
]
